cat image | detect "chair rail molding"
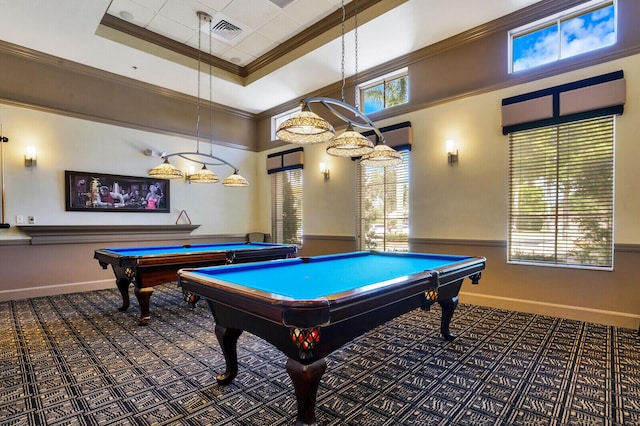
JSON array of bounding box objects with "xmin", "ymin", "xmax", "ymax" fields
[{"xmin": 17, "ymin": 224, "xmax": 200, "ymax": 245}]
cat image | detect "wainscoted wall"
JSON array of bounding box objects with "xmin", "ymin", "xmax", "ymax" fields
[
  {"xmin": 1, "ymin": 0, "xmax": 640, "ymax": 332},
  {"xmin": 4, "ymin": 233, "xmax": 638, "ymax": 329},
  {"xmin": 299, "ymin": 236, "xmax": 640, "ymax": 330},
  {"xmin": 298, "ymin": 235, "xmax": 357, "ymax": 257},
  {"xmin": 412, "ymin": 240, "xmax": 640, "ymax": 330},
  {"xmin": 0, "ymin": 231, "xmax": 247, "ymax": 301}
]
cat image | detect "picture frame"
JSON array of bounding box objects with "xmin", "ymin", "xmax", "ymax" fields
[{"xmin": 65, "ymin": 170, "xmax": 170, "ymax": 213}]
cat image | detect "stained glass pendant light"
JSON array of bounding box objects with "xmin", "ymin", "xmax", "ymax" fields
[
  {"xmin": 149, "ymin": 158, "xmax": 184, "ymax": 179},
  {"xmin": 275, "ymin": 0, "xmax": 401, "ymax": 163},
  {"xmin": 326, "ymin": 123, "xmax": 374, "ymax": 157},
  {"xmin": 360, "ymin": 143, "xmax": 402, "ymax": 167},
  {"xmin": 222, "ymin": 171, "xmax": 249, "ymax": 187},
  {"xmin": 188, "ymin": 165, "xmax": 219, "ymax": 183},
  {"xmin": 275, "ymin": 103, "xmax": 335, "ymax": 144}
]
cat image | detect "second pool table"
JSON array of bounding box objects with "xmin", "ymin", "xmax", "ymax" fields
[
  {"xmin": 178, "ymin": 250, "xmax": 485, "ymax": 425},
  {"xmin": 94, "ymin": 242, "xmax": 297, "ymax": 325}
]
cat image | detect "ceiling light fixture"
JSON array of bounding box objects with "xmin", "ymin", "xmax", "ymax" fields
[
  {"xmin": 276, "ymin": 0, "xmax": 400, "ymax": 167},
  {"xmin": 326, "ymin": 0, "xmax": 374, "ymax": 158},
  {"xmin": 148, "ymin": 12, "xmax": 248, "ymax": 187}
]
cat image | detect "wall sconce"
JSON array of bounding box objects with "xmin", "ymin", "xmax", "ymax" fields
[
  {"xmin": 25, "ymin": 146, "xmax": 37, "ymax": 167},
  {"xmin": 320, "ymin": 162, "xmax": 330, "ymax": 181},
  {"xmin": 446, "ymin": 140, "xmax": 458, "ymax": 166},
  {"xmin": 185, "ymin": 165, "xmax": 196, "ymax": 184}
]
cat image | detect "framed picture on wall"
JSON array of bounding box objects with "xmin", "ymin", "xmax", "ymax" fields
[{"xmin": 65, "ymin": 170, "xmax": 170, "ymax": 213}]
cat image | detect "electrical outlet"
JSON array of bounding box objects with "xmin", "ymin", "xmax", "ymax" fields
[
  {"xmin": 27, "ymin": 216, "xmax": 35, "ymax": 224},
  {"xmin": 16, "ymin": 215, "xmax": 24, "ymax": 224}
]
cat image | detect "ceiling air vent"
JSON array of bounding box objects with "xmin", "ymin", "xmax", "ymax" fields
[
  {"xmin": 267, "ymin": 0, "xmax": 295, "ymax": 8},
  {"xmin": 207, "ymin": 15, "xmax": 244, "ymax": 42}
]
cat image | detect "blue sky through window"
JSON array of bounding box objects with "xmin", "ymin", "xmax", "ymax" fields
[
  {"xmin": 512, "ymin": 3, "xmax": 615, "ymax": 72},
  {"xmin": 363, "ymin": 83, "xmax": 384, "ymax": 114}
]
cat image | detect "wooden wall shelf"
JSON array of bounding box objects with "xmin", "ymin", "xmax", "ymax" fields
[{"xmin": 17, "ymin": 225, "xmax": 200, "ymax": 245}]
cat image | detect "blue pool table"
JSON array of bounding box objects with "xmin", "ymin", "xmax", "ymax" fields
[
  {"xmin": 94, "ymin": 242, "xmax": 297, "ymax": 325},
  {"xmin": 178, "ymin": 250, "xmax": 485, "ymax": 425}
]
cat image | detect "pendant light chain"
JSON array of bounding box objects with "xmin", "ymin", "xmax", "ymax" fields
[
  {"xmin": 147, "ymin": 11, "xmax": 247, "ymax": 184},
  {"xmin": 354, "ymin": 0, "xmax": 359, "ymax": 110},
  {"xmin": 208, "ymin": 15, "xmax": 214, "ymax": 157},
  {"xmin": 195, "ymin": 13, "xmax": 203, "ymax": 154},
  {"xmin": 340, "ymin": 0, "xmax": 346, "ymax": 103}
]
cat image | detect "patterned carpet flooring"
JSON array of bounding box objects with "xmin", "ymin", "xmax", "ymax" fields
[{"xmin": 1, "ymin": 283, "xmax": 639, "ymax": 425}]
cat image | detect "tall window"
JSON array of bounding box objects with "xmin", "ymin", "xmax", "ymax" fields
[
  {"xmin": 510, "ymin": 0, "xmax": 615, "ymax": 73},
  {"xmin": 357, "ymin": 150, "xmax": 410, "ymax": 252},
  {"xmin": 271, "ymin": 169, "xmax": 303, "ymax": 245},
  {"xmin": 359, "ymin": 68, "xmax": 409, "ymax": 115},
  {"xmin": 508, "ymin": 116, "xmax": 614, "ymax": 269}
]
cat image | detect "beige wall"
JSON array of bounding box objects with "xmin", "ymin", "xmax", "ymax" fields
[
  {"xmin": 0, "ymin": 105, "xmax": 260, "ymax": 238},
  {"xmin": 259, "ymin": 55, "xmax": 640, "ymax": 242},
  {"xmin": 255, "ymin": 55, "xmax": 640, "ymax": 329}
]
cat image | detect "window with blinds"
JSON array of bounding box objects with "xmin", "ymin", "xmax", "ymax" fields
[
  {"xmin": 357, "ymin": 150, "xmax": 410, "ymax": 252},
  {"xmin": 508, "ymin": 116, "xmax": 614, "ymax": 269},
  {"xmin": 271, "ymin": 169, "xmax": 303, "ymax": 245}
]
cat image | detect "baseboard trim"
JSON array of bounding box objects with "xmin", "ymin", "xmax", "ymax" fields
[
  {"xmin": 459, "ymin": 291, "xmax": 640, "ymax": 330},
  {"xmin": 3, "ymin": 280, "xmax": 638, "ymax": 331},
  {"xmin": 0, "ymin": 280, "xmax": 115, "ymax": 302}
]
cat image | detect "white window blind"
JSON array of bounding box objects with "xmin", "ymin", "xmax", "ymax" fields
[
  {"xmin": 508, "ymin": 116, "xmax": 614, "ymax": 269},
  {"xmin": 357, "ymin": 151, "xmax": 410, "ymax": 252},
  {"xmin": 271, "ymin": 169, "xmax": 303, "ymax": 245}
]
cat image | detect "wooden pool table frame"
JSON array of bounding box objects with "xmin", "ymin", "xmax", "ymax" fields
[
  {"xmin": 94, "ymin": 242, "xmax": 297, "ymax": 325},
  {"xmin": 178, "ymin": 251, "xmax": 485, "ymax": 425}
]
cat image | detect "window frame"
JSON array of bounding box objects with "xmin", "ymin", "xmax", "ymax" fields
[
  {"xmin": 508, "ymin": 0, "xmax": 616, "ymax": 74},
  {"xmin": 507, "ymin": 116, "xmax": 615, "ymax": 270},
  {"xmin": 356, "ymin": 149, "xmax": 410, "ymax": 252},
  {"xmin": 357, "ymin": 68, "xmax": 409, "ymax": 115},
  {"xmin": 270, "ymin": 168, "xmax": 303, "ymax": 246}
]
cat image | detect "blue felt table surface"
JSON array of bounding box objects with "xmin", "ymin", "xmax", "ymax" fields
[{"xmin": 184, "ymin": 251, "xmax": 475, "ymax": 300}]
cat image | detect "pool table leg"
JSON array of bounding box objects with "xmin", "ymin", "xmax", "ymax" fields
[
  {"xmin": 438, "ymin": 296, "xmax": 459, "ymax": 341},
  {"xmin": 214, "ymin": 324, "xmax": 243, "ymax": 384},
  {"xmin": 286, "ymin": 357, "xmax": 327, "ymax": 426},
  {"xmin": 133, "ymin": 287, "xmax": 152, "ymax": 326},
  {"xmin": 115, "ymin": 278, "xmax": 131, "ymax": 312}
]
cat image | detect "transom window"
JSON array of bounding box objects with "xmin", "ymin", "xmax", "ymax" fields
[
  {"xmin": 358, "ymin": 68, "xmax": 409, "ymax": 115},
  {"xmin": 508, "ymin": 116, "xmax": 614, "ymax": 269},
  {"xmin": 509, "ymin": 0, "xmax": 615, "ymax": 73}
]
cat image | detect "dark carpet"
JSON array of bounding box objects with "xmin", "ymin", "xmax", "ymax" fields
[{"xmin": 1, "ymin": 283, "xmax": 639, "ymax": 425}]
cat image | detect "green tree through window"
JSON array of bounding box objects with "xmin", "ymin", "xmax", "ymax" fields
[
  {"xmin": 271, "ymin": 169, "xmax": 302, "ymax": 245},
  {"xmin": 361, "ymin": 72, "xmax": 409, "ymax": 115},
  {"xmin": 508, "ymin": 116, "xmax": 614, "ymax": 268},
  {"xmin": 357, "ymin": 151, "xmax": 410, "ymax": 252}
]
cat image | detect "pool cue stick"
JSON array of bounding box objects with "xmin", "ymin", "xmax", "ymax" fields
[{"xmin": 0, "ymin": 125, "xmax": 9, "ymax": 228}]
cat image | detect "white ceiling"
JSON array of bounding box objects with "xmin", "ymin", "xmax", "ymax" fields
[{"xmin": 0, "ymin": 0, "xmax": 543, "ymax": 114}]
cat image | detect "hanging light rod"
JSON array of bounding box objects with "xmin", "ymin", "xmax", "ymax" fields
[
  {"xmin": 145, "ymin": 149, "xmax": 248, "ymax": 186},
  {"xmin": 309, "ymin": 97, "xmax": 384, "ymax": 141},
  {"xmin": 276, "ymin": 97, "xmax": 382, "ymax": 145},
  {"xmin": 155, "ymin": 151, "xmax": 240, "ymax": 171},
  {"xmin": 276, "ymin": 97, "xmax": 401, "ymax": 166},
  {"xmin": 276, "ymin": 0, "xmax": 400, "ymax": 167}
]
